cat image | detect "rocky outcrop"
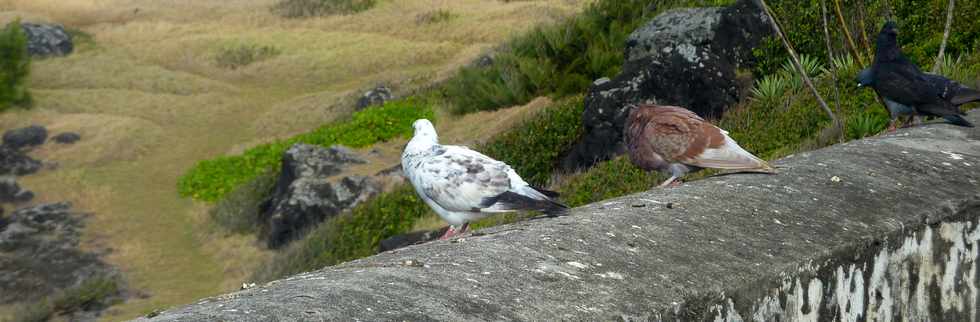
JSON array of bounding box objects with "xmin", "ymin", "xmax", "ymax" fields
[
  {"xmin": 0, "ymin": 145, "xmax": 42, "ymax": 176},
  {"xmin": 3, "ymin": 124, "xmax": 48, "ymax": 150},
  {"xmin": 21, "ymin": 23, "xmax": 74, "ymax": 58},
  {"xmin": 53, "ymin": 132, "xmax": 82, "ymax": 144},
  {"xmin": 355, "ymin": 85, "xmax": 394, "ymax": 110},
  {"xmin": 561, "ymin": 0, "xmax": 771, "ymax": 171},
  {"xmin": 135, "ymin": 112, "xmax": 980, "ymax": 322},
  {"xmin": 0, "ymin": 203, "xmax": 123, "ymax": 318},
  {"xmin": 0, "ymin": 176, "xmax": 33, "ymax": 203},
  {"xmin": 260, "ymin": 144, "xmax": 381, "ymax": 248}
]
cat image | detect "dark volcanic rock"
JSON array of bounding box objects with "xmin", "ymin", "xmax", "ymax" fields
[
  {"xmin": 0, "ymin": 203, "xmax": 123, "ymax": 318},
  {"xmin": 21, "ymin": 22, "xmax": 74, "ymax": 58},
  {"xmin": 3, "ymin": 124, "xmax": 48, "ymax": 150},
  {"xmin": 53, "ymin": 132, "xmax": 82, "ymax": 144},
  {"xmin": 260, "ymin": 144, "xmax": 381, "ymax": 248},
  {"xmin": 0, "ymin": 145, "xmax": 42, "ymax": 176},
  {"xmin": 356, "ymin": 85, "xmax": 394, "ymax": 110},
  {"xmin": 378, "ymin": 227, "xmax": 450, "ymax": 252},
  {"xmin": 0, "ymin": 176, "xmax": 34, "ymax": 203},
  {"xmin": 561, "ymin": 0, "xmax": 771, "ymax": 171}
]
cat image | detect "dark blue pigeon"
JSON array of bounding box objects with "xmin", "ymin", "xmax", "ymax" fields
[
  {"xmin": 857, "ymin": 68, "xmax": 979, "ymax": 128},
  {"xmin": 858, "ymin": 21, "xmax": 975, "ymax": 129}
]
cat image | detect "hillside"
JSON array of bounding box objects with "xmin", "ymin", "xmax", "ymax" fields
[{"xmin": 0, "ymin": 0, "xmax": 586, "ymax": 320}]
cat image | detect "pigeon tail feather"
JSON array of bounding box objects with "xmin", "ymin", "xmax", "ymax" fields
[
  {"xmin": 943, "ymin": 115, "xmax": 975, "ymax": 127},
  {"xmin": 480, "ymin": 191, "xmax": 568, "ymax": 215},
  {"xmin": 951, "ymin": 88, "xmax": 980, "ymax": 106}
]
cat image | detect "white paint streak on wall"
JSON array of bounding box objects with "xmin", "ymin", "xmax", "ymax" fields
[
  {"xmin": 716, "ymin": 220, "xmax": 980, "ymax": 321},
  {"xmin": 833, "ymin": 264, "xmax": 864, "ymax": 322}
]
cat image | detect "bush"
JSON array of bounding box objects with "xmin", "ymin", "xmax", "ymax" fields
[
  {"xmin": 8, "ymin": 277, "xmax": 121, "ymax": 322},
  {"xmin": 753, "ymin": 0, "xmax": 980, "ymax": 76},
  {"xmin": 179, "ymin": 98, "xmax": 434, "ymax": 202},
  {"xmin": 215, "ymin": 43, "xmax": 281, "ymax": 69},
  {"xmin": 443, "ymin": 0, "xmax": 735, "ymax": 114},
  {"xmin": 251, "ymin": 184, "xmax": 431, "ymax": 281},
  {"xmin": 416, "ymin": 9, "xmax": 458, "ymax": 25},
  {"xmin": 0, "ymin": 21, "xmax": 31, "ymax": 111},
  {"xmin": 480, "ymin": 96, "xmax": 585, "ymax": 186},
  {"xmin": 209, "ymin": 169, "xmax": 278, "ymax": 233},
  {"xmin": 272, "ymin": 0, "xmax": 377, "ymax": 18}
]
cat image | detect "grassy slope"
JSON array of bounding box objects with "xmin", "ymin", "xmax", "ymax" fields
[{"xmin": 0, "ymin": 0, "xmax": 586, "ymax": 320}]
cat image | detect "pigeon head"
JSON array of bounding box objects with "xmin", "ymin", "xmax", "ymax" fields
[
  {"xmin": 411, "ymin": 119, "xmax": 438, "ymax": 143},
  {"xmin": 875, "ymin": 21, "xmax": 901, "ymax": 61},
  {"xmin": 856, "ymin": 68, "xmax": 874, "ymax": 88}
]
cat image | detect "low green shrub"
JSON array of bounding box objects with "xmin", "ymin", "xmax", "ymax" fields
[
  {"xmin": 0, "ymin": 21, "xmax": 31, "ymax": 111},
  {"xmin": 179, "ymin": 98, "xmax": 434, "ymax": 202},
  {"xmin": 251, "ymin": 184, "xmax": 431, "ymax": 282},
  {"xmin": 557, "ymin": 156, "xmax": 663, "ymax": 207},
  {"xmin": 272, "ymin": 0, "xmax": 377, "ymax": 18},
  {"xmin": 753, "ymin": 0, "xmax": 980, "ymax": 76},
  {"xmin": 443, "ymin": 0, "xmax": 735, "ymax": 114},
  {"xmin": 215, "ymin": 42, "xmax": 281, "ymax": 69},
  {"xmin": 481, "ymin": 96, "xmax": 585, "ymax": 186},
  {"xmin": 416, "ymin": 9, "xmax": 458, "ymax": 25},
  {"xmin": 209, "ymin": 169, "xmax": 278, "ymax": 233},
  {"xmin": 7, "ymin": 277, "xmax": 121, "ymax": 322}
]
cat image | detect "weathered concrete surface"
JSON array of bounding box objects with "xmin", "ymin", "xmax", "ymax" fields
[{"xmin": 139, "ymin": 112, "xmax": 980, "ymax": 321}]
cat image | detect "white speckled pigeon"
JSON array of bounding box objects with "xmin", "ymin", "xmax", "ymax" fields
[
  {"xmin": 858, "ymin": 21, "xmax": 975, "ymax": 130},
  {"xmin": 402, "ymin": 119, "xmax": 567, "ymax": 240},
  {"xmin": 624, "ymin": 104, "xmax": 774, "ymax": 188}
]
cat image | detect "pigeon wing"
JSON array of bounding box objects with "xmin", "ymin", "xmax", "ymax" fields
[
  {"xmin": 651, "ymin": 106, "xmax": 770, "ymax": 171},
  {"xmin": 413, "ymin": 146, "xmax": 514, "ymax": 212}
]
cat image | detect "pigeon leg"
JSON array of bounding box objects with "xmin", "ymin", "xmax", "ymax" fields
[
  {"xmin": 458, "ymin": 223, "xmax": 471, "ymax": 235},
  {"xmin": 438, "ymin": 226, "xmax": 458, "ymax": 240},
  {"xmin": 658, "ymin": 176, "xmax": 679, "ymax": 188}
]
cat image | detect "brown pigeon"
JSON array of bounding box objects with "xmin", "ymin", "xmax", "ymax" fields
[{"xmin": 624, "ymin": 104, "xmax": 774, "ymax": 187}]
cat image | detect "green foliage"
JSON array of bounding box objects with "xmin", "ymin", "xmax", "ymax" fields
[
  {"xmin": 272, "ymin": 0, "xmax": 377, "ymax": 18},
  {"xmin": 179, "ymin": 98, "xmax": 434, "ymax": 202},
  {"xmin": 215, "ymin": 42, "xmax": 281, "ymax": 69},
  {"xmin": 480, "ymin": 96, "xmax": 585, "ymax": 186},
  {"xmin": 750, "ymin": 73, "xmax": 788, "ymax": 105},
  {"xmin": 0, "ymin": 21, "xmax": 31, "ymax": 111},
  {"xmin": 8, "ymin": 277, "xmax": 121, "ymax": 322},
  {"xmin": 846, "ymin": 110, "xmax": 889, "ymax": 140},
  {"xmin": 209, "ymin": 169, "xmax": 278, "ymax": 233},
  {"xmin": 251, "ymin": 184, "xmax": 431, "ymax": 282},
  {"xmin": 557, "ymin": 156, "xmax": 663, "ymax": 207},
  {"xmin": 443, "ymin": 0, "xmax": 734, "ymax": 114},
  {"xmin": 753, "ymin": 0, "xmax": 980, "ymax": 76}
]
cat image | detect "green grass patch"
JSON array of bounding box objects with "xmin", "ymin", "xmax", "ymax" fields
[
  {"xmin": 7, "ymin": 277, "xmax": 122, "ymax": 322},
  {"xmin": 0, "ymin": 21, "xmax": 31, "ymax": 112},
  {"xmin": 251, "ymin": 184, "xmax": 432, "ymax": 282},
  {"xmin": 215, "ymin": 42, "xmax": 282, "ymax": 70},
  {"xmin": 272, "ymin": 0, "xmax": 377, "ymax": 18},
  {"xmin": 179, "ymin": 98, "xmax": 434, "ymax": 202}
]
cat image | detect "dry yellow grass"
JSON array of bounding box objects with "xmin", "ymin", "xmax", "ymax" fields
[{"xmin": 0, "ymin": 0, "xmax": 585, "ymax": 320}]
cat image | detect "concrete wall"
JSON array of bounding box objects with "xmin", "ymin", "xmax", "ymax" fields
[{"xmin": 138, "ymin": 113, "xmax": 980, "ymax": 321}]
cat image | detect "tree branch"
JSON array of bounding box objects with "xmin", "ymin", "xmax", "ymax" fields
[
  {"xmin": 821, "ymin": 0, "xmax": 844, "ymax": 142},
  {"xmin": 832, "ymin": 0, "xmax": 863, "ymax": 66},
  {"xmin": 932, "ymin": 0, "xmax": 955, "ymax": 73},
  {"xmin": 755, "ymin": 0, "xmax": 838, "ymax": 124}
]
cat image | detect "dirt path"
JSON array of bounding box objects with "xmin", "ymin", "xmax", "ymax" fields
[{"xmin": 0, "ymin": 0, "xmax": 584, "ymax": 320}]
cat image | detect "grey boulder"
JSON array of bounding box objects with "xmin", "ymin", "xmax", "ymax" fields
[
  {"xmin": 561, "ymin": 0, "xmax": 770, "ymax": 171},
  {"xmin": 3, "ymin": 124, "xmax": 48, "ymax": 150},
  {"xmin": 21, "ymin": 22, "xmax": 73, "ymax": 58},
  {"xmin": 355, "ymin": 85, "xmax": 394, "ymax": 110},
  {"xmin": 260, "ymin": 144, "xmax": 381, "ymax": 248}
]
